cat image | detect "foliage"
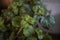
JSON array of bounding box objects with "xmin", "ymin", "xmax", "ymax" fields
[
  {"xmin": 40, "ymin": 16, "xmax": 55, "ymax": 28},
  {"xmin": 0, "ymin": 0, "xmax": 55, "ymax": 40},
  {"xmin": 43, "ymin": 34, "xmax": 52, "ymax": 40}
]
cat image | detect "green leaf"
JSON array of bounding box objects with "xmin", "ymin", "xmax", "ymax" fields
[
  {"xmin": 4, "ymin": 10, "xmax": 13, "ymax": 19},
  {"xmin": 9, "ymin": 3, "xmax": 18, "ymax": 15},
  {"xmin": 43, "ymin": 34, "xmax": 52, "ymax": 40},
  {"xmin": 35, "ymin": 28, "xmax": 43, "ymax": 40},
  {"xmin": 34, "ymin": 0, "xmax": 42, "ymax": 4},
  {"xmin": 0, "ymin": 17, "xmax": 4, "ymax": 31},
  {"xmin": 12, "ymin": 16, "xmax": 21, "ymax": 27},
  {"xmin": 19, "ymin": 7, "xmax": 27, "ymax": 15},
  {"xmin": 14, "ymin": 0, "xmax": 23, "ymax": 6},
  {"xmin": 33, "ymin": 5, "xmax": 46, "ymax": 16},
  {"xmin": 33, "ymin": 15, "xmax": 41, "ymax": 21},
  {"xmin": 23, "ymin": 25, "xmax": 34, "ymax": 37},
  {"xmin": 22, "ymin": 4, "xmax": 33, "ymax": 15},
  {"xmin": 20, "ymin": 20, "xmax": 29, "ymax": 28},
  {"xmin": 13, "ymin": 7, "xmax": 18, "ymax": 15},
  {"xmin": 24, "ymin": 14, "xmax": 35, "ymax": 25},
  {"xmin": 8, "ymin": 31, "xmax": 15, "ymax": 40}
]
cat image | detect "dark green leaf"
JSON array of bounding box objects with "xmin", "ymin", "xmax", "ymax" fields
[
  {"xmin": 0, "ymin": 17, "xmax": 4, "ymax": 31},
  {"xmin": 12, "ymin": 16, "xmax": 21, "ymax": 27},
  {"xmin": 43, "ymin": 34, "xmax": 52, "ymax": 40},
  {"xmin": 27, "ymin": 37, "xmax": 37, "ymax": 40},
  {"xmin": 8, "ymin": 31, "xmax": 15, "ymax": 40}
]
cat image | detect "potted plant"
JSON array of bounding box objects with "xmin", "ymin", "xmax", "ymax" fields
[{"xmin": 0, "ymin": 0, "xmax": 55, "ymax": 40}]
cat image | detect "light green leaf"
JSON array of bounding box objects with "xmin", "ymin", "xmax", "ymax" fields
[
  {"xmin": 20, "ymin": 20, "xmax": 29, "ymax": 28},
  {"xmin": 23, "ymin": 25, "xmax": 34, "ymax": 37},
  {"xmin": 33, "ymin": 5, "xmax": 46, "ymax": 16},
  {"xmin": 24, "ymin": 14, "xmax": 35, "ymax": 25},
  {"xmin": 35, "ymin": 28, "xmax": 43, "ymax": 40}
]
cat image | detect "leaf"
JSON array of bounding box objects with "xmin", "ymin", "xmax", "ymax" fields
[
  {"xmin": 13, "ymin": 7, "xmax": 18, "ymax": 15},
  {"xmin": 21, "ymin": 20, "xmax": 35, "ymax": 37},
  {"xmin": 23, "ymin": 25, "xmax": 34, "ymax": 37},
  {"xmin": 35, "ymin": 28, "xmax": 43, "ymax": 40},
  {"xmin": 33, "ymin": 15, "xmax": 41, "ymax": 21},
  {"xmin": 43, "ymin": 34, "xmax": 52, "ymax": 40},
  {"xmin": 40, "ymin": 16, "xmax": 55, "ymax": 28},
  {"xmin": 24, "ymin": 14, "xmax": 35, "ymax": 25},
  {"xmin": 9, "ymin": 1, "xmax": 23, "ymax": 15},
  {"xmin": 34, "ymin": 0, "xmax": 42, "ymax": 4},
  {"xmin": 0, "ymin": 17, "xmax": 4, "ymax": 31},
  {"xmin": 19, "ymin": 7, "xmax": 27, "ymax": 15},
  {"xmin": 8, "ymin": 31, "xmax": 15, "ymax": 40},
  {"xmin": 40, "ymin": 16, "xmax": 49, "ymax": 27},
  {"xmin": 9, "ymin": 0, "xmax": 23, "ymax": 7},
  {"xmin": 23, "ymin": 4, "xmax": 33, "ymax": 15},
  {"xmin": 14, "ymin": 0, "xmax": 23, "ymax": 6},
  {"xmin": 49, "ymin": 16, "xmax": 55, "ymax": 27},
  {"xmin": 20, "ymin": 20, "xmax": 29, "ymax": 28},
  {"xmin": 12, "ymin": 16, "xmax": 21, "ymax": 27},
  {"xmin": 4, "ymin": 9, "xmax": 13, "ymax": 19},
  {"xmin": 33, "ymin": 5, "xmax": 46, "ymax": 16}
]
